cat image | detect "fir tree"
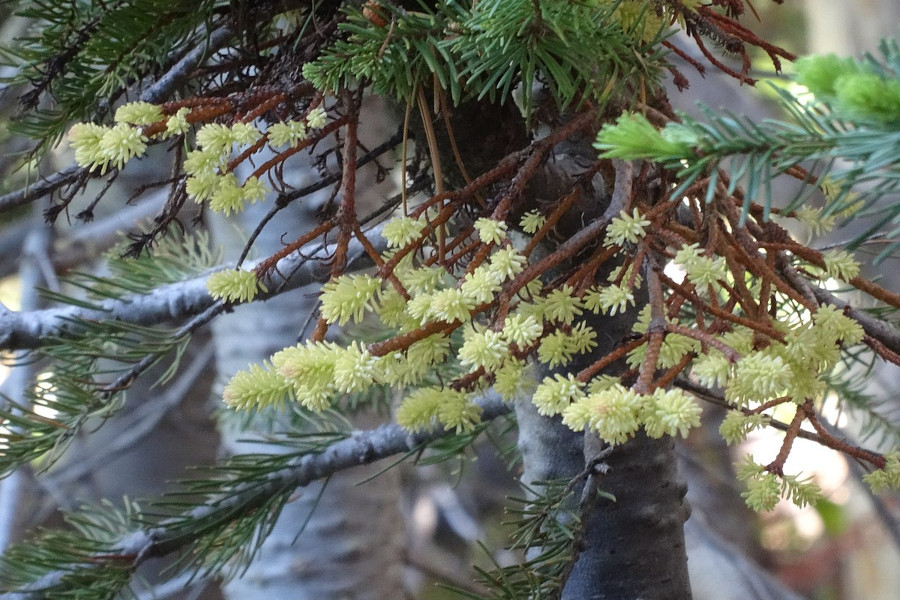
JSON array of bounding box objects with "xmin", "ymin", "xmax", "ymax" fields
[{"xmin": 0, "ymin": 1, "xmax": 898, "ymax": 599}]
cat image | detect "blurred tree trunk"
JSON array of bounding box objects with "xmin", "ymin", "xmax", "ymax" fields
[
  {"xmin": 802, "ymin": 0, "xmax": 900, "ymax": 54},
  {"xmin": 211, "ymin": 139, "xmax": 405, "ymax": 599}
]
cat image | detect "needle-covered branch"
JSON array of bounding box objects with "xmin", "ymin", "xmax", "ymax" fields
[{"xmin": 0, "ymin": 394, "xmax": 509, "ymax": 599}]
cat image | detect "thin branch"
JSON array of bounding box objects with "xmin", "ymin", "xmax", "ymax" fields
[
  {"xmin": 676, "ymin": 378, "xmax": 886, "ymax": 467},
  {"xmin": 0, "ymin": 222, "xmax": 389, "ymax": 351},
  {"xmin": 237, "ymin": 128, "xmax": 403, "ymax": 267},
  {"xmin": 41, "ymin": 345, "xmax": 214, "ymax": 488},
  {"xmin": 0, "ymin": 166, "xmax": 84, "ymax": 215},
  {"xmin": 778, "ymin": 259, "xmax": 900, "ymax": 356},
  {"xmin": 140, "ymin": 26, "xmax": 234, "ymax": 104}
]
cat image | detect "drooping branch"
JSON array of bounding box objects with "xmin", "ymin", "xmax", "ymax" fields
[
  {"xmin": 777, "ymin": 258, "xmax": 900, "ymax": 356},
  {"xmin": 0, "ymin": 393, "xmax": 509, "ymax": 600},
  {"xmin": 0, "ymin": 166, "xmax": 84, "ymax": 215}
]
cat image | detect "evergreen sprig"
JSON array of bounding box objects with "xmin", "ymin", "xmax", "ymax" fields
[
  {"xmin": 450, "ymin": 479, "xmax": 581, "ymax": 600},
  {"xmin": 303, "ymin": 1, "xmax": 469, "ymax": 102},
  {"xmin": 455, "ymin": 0, "xmax": 667, "ymax": 114},
  {"xmin": 0, "ymin": 318, "xmax": 191, "ymax": 477},
  {"xmin": 49, "ymin": 230, "xmax": 220, "ymax": 302},
  {"xmin": 595, "ymin": 38, "xmax": 900, "ymax": 260},
  {"xmin": 0, "ymin": 232, "xmax": 219, "ymax": 475},
  {"xmin": 0, "ymin": 501, "xmax": 139, "ymax": 600}
]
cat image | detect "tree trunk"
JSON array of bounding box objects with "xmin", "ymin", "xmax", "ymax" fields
[
  {"xmin": 564, "ymin": 432, "xmax": 692, "ymax": 600},
  {"xmin": 802, "ymin": 0, "xmax": 900, "ymax": 54},
  {"xmin": 511, "ymin": 145, "xmax": 693, "ymax": 597}
]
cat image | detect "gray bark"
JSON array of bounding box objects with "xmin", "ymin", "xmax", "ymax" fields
[{"xmin": 564, "ymin": 432, "xmax": 691, "ymax": 600}]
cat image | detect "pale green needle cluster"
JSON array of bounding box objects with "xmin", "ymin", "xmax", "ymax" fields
[
  {"xmin": 222, "ymin": 362, "xmax": 294, "ymax": 410},
  {"xmin": 306, "ymin": 106, "xmax": 328, "ymax": 129},
  {"xmin": 492, "ymin": 359, "xmax": 533, "ymax": 400},
  {"xmin": 183, "ymin": 122, "xmax": 270, "ymax": 215},
  {"xmin": 221, "ymin": 213, "xmax": 618, "ymax": 431},
  {"xmin": 542, "ymin": 285, "xmax": 583, "ymax": 323},
  {"xmin": 382, "ymin": 216, "xmax": 426, "ymax": 247},
  {"xmin": 628, "ymin": 305, "xmax": 699, "ymax": 370},
  {"xmin": 519, "ymin": 210, "xmax": 547, "ymax": 234},
  {"xmin": 69, "ymin": 122, "xmax": 148, "ymax": 174},
  {"xmin": 719, "ymin": 412, "xmax": 771, "ymax": 446},
  {"xmin": 267, "ymin": 120, "xmax": 307, "ymax": 147},
  {"xmin": 583, "ymin": 284, "xmax": 635, "ymax": 316},
  {"xmin": 863, "ymin": 452, "xmax": 900, "ymax": 492},
  {"xmin": 165, "ymin": 108, "xmax": 192, "ymax": 136},
  {"xmin": 232, "ymin": 341, "xmax": 382, "ymax": 411},
  {"xmin": 114, "ymin": 101, "xmax": 163, "ymax": 125},
  {"xmin": 558, "ymin": 384, "xmax": 701, "ymax": 446},
  {"xmin": 319, "ymin": 274, "xmax": 382, "ymax": 326},
  {"xmin": 820, "ymin": 249, "xmax": 861, "ymax": 281},
  {"xmin": 69, "ymin": 102, "xmax": 333, "ymax": 215},
  {"xmin": 459, "ymin": 328, "xmax": 508, "ymax": 372},
  {"xmin": 674, "ymin": 244, "xmax": 728, "ymax": 288},
  {"xmin": 593, "ymin": 112, "xmax": 694, "ymax": 161},
  {"xmin": 537, "ymin": 322, "xmax": 597, "ymax": 368},
  {"xmin": 737, "ymin": 457, "xmax": 823, "ymax": 511},
  {"xmin": 206, "ymin": 268, "xmax": 267, "ymax": 303},
  {"xmin": 532, "ymin": 374, "xmax": 585, "ymax": 417},
  {"xmin": 604, "ymin": 208, "xmax": 652, "ymax": 247},
  {"xmin": 396, "ymin": 387, "xmax": 482, "ymax": 433},
  {"xmin": 474, "ymin": 217, "xmax": 508, "ymax": 245},
  {"xmin": 501, "ymin": 314, "xmax": 543, "ymax": 346},
  {"xmin": 791, "ymin": 206, "xmax": 837, "ymax": 237}
]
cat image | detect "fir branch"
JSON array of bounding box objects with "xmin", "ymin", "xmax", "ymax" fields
[
  {"xmin": 0, "ymin": 223, "xmax": 389, "ymax": 351},
  {"xmin": 596, "ymin": 42, "xmax": 900, "ymax": 255},
  {"xmin": 0, "ymin": 23, "xmax": 233, "ymax": 216},
  {"xmin": 461, "ymin": 478, "xmax": 583, "ymax": 600},
  {"xmin": 0, "ymin": 316, "xmax": 199, "ymax": 477},
  {"xmin": 0, "ymin": 394, "xmax": 510, "ymax": 600},
  {"xmin": 3, "ymin": 0, "xmax": 224, "ymax": 154},
  {"xmin": 305, "ymin": 0, "xmax": 667, "ymax": 115}
]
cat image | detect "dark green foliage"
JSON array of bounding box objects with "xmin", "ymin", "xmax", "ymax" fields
[
  {"xmin": 303, "ymin": 0, "xmax": 667, "ymax": 117},
  {"xmin": 0, "ymin": 501, "xmax": 137, "ymax": 599}
]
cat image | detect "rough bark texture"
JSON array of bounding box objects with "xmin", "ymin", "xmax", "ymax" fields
[
  {"xmin": 515, "ymin": 406, "xmax": 693, "ymax": 600},
  {"xmin": 563, "ymin": 432, "xmax": 692, "ymax": 600}
]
